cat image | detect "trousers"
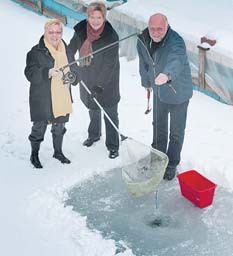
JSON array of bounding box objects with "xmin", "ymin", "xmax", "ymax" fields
[
  {"xmin": 88, "ymin": 104, "xmax": 119, "ymax": 151},
  {"xmin": 29, "ymin": 121, "xmax": 66, "ymax": 144},
  {"xmin": 152, "ymin": 98, "xmax": 189, "ymax": 168}
]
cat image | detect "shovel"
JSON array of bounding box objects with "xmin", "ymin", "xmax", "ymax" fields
[{"xmin": 145, "ymin": 89, "xmax": 152, "ymax": 114}]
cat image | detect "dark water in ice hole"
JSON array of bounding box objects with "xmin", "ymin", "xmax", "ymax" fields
[{"xmin": 65, "ymin": 168, "xmax": 233, "ymax": 256}]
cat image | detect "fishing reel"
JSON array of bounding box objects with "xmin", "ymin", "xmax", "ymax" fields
[{"xmin": 61, "ymin": 70, "xmax": 76, "ymax": 85}]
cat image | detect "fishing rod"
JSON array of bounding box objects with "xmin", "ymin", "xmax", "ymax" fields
[{"xmin": 59, "ymin": 31, "xmax": 140, "ymax": 72}]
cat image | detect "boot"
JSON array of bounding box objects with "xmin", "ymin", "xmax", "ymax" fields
[
  {"xmin": 52, "ymin": 135, "xmax": 71, "ymax": 164},
  {"xmin": 53, "ymin": 152, "xmax": 71, "ymax": 164},
  {"xmin": 30, "ymin": 142, "xmax": 43, "ymax": 168},
  {"xmin": 163, "ymin": 166, "xmax": 176, "ymax": 180},
  {"xmin": 83, "ymin": 137, "xmax": 100, "ymax": 147},
  {"xmin": 109, "ymin": 149, "xmax": 119, "ymax": 159}
]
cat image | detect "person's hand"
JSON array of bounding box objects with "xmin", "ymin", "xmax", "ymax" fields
[
  {"xmin": 93, "ymin": 85, "xmax": 104, "ymax": 94},
  {"xmin": 155, "ymin": 73, "xmax": 169, "ymax": 85},
  {"xmin": 79, "ymin": 55, "xmax": 93, "ymax": 67},
  {"xmin": 49, "ymin": 68, "xmax": 61, "ymax": 78}
]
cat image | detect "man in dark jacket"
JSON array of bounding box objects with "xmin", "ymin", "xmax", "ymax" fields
[
  {"xmin": 137, "ymin": 13, "xmax": 193, "ymax": 180},
  {"xmin": 25, "ymin": 19, "xmax": 78, "ymax": 169},
  {"xmin": 69, "ymin": 1, "xmax": 120, "ymax": 159}
]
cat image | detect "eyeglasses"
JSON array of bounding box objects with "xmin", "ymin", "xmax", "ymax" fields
[
  {"xmin": 149, "ymin": 27, "xmax": 165, "ymax": 33},
  {"xmin": 47, "ymin": 31, "xmax": 62, "ymax": 35}
]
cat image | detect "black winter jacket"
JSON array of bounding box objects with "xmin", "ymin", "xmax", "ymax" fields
[
  {"xmin": 69, "ymin": 20, "xmax": 120, "ymax": 109},
  {"xmin": 137, "ymin": 27, "xmax": 193, "ymax": 104},
  {"xmin": 25, "ymin": 36, "xmax": 78, "ymax": 122}
]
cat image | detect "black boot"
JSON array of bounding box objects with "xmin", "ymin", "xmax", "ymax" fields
[
  {"xmin": 30, "ymin": 142, "xmax": 43, "ymax": 168},
  {"xmin": 83, "ymin": 137, "xmax": 100, "ymax": 147},
  {"xmin": 53, "ymin": 152, "xmax": 71, "ymax": 164},
  {"xmin": 163, "ymin": 166, "xmax": 176, "ymax": 180},
  {"xmin": 53, "ymin": 135, "xmax": 71, "ymax": 164},
  {"xmin": 30, "ymin": 152, "xmax": 43, "ymax": 168},
  {"xmin": 109, "ymin": 150, "xmax": 119, "ymax": 159}
]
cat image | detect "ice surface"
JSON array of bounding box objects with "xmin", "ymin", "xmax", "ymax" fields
[{"xmin": 66, "ymin": 168, "xmax": 233, "ymax": 256}]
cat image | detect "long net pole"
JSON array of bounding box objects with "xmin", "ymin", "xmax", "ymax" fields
[{"xmin": 80, "ymin": 80, "xmax": 125, "ymax": 139}]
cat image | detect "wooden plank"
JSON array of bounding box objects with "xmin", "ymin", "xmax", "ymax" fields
[
  {"xmin": 43, "ymin": 7, "xmax": 67, "ymax": 24},
  {"xmin": 15, "ymin": 0, "xmax": 66, "ymax": 24},
  {"xmin": 192, "ymin": 76, "xmax": 216, "ymax": 95},
  {"xmin": 18, "ymin": 0, "xmax": 39, "ymax": 11}
]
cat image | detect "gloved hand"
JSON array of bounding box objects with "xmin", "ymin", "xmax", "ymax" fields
[{"xmin": 92, "ymin": 85, "xmax": 104, "ymax": 94}]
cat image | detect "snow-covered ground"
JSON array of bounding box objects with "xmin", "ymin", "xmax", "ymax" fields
[{"xmin": 1, "ymin": 1, "xmax": 233, "ymax": 255}]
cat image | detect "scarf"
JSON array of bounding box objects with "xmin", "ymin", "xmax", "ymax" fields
[
  {"xmin": 79, "ymin": 21, "xmax": 105, "ymax": 66},
  {"xmin": 44, "ymin": 38, "xmax": 72, "ymax": 118}
]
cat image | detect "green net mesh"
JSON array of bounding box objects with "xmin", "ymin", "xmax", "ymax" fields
[{"xmin": 121, "ymin": 138, "xmax": 169, "ymax": 197}]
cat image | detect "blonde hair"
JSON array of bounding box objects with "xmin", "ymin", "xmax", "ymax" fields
[
  {"xmin": 87, "ymin": 1, "xmax": 107, "ymax": 18},
  {"xmin": 44, "ymin": 19, "xmax": 63, "ymax": 31}
]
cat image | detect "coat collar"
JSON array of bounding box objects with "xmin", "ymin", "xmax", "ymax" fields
[
  {"xmin": 139, "ymin": 26, "xmax": 171, "ymax": 49},
  {"xmin": 37, "ymin": 35, "xmax": 67, "ymax": 50},
  {"xmin": 74, "ymin": 19, "xmax": 114, "ymax": 40}
]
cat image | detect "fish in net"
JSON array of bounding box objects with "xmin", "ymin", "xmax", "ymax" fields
[{"xmin": 121, "ymin": 138, "xmax": 169, "ymax": 197}]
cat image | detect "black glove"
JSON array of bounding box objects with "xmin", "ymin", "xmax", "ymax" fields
[
  {"xmin": 62, "ymin": 71, "xmax": 77, "ymax": 85},
  {"xmin": 92, "ymin": 85, "xmax": 104, "ymax": 94}
]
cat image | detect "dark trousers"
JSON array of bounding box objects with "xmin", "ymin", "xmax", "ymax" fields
[
  {"xmin": 29, "ymin": 121, "xmax": 66, "ymax": 145},
  {"xmin": 88, "ymin": 104, "xmax": 119, "ymax": 151},
  {"xmin": 152, "ymin": 98, "xmax": 189, "ymax": 168}
]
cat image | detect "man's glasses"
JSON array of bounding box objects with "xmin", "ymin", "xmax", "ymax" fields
[{"xmin": 47, "ymin": 31, "xmax": 62, "ymax": 35}]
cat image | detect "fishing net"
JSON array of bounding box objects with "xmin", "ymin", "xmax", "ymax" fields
[
  {"xmin": 121, "ymin": 138, "xmax": 169, "ymax": 197},
  {"xmin": 79, "ymin": 80, "xmax": 168, "ymax": 198}
]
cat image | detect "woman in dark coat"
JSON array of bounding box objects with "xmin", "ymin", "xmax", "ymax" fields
[
  {"xmin": 25, "ymin": 19, "xmax": 78, "ymax": 169},
  {"xmin": 69, "ymin": 1, "xmax": 120, "ymax": 159}
]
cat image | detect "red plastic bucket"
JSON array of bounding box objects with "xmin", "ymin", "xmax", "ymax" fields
[{"xmin": 177, "ymin": 170, "xmax": 217, "ymax": 208}]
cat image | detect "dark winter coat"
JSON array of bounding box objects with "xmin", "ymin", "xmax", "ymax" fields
[
  {"xmin": 69, "ymin": 20, "xmax": 120, "ymax": 109},
  {"xmin": 137, "ymin": 27, "xmax": 193, "ymax": 104},
  {"xmin": 25, "ymin": 36, "xmax": 78, "ymax": 122}
]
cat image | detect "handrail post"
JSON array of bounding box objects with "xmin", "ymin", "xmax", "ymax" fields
[
  {"xmin": 197, "ymin": 37, "xmax": 216, "ymax": 89},
  {"xmin": 37, "ymin": 0, "xmax": 43, "ymax": 13},
  {"xmin": 197, "ymin": 45, "xmax": 209, "ymax": 89}
]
